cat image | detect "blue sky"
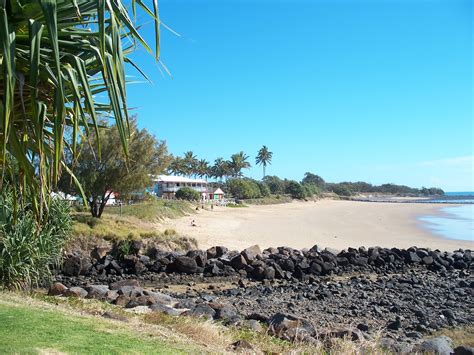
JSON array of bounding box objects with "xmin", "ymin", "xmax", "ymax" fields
[{"xmin": 127, "ymin": 0, "xmax": 473, "ymax": 191}]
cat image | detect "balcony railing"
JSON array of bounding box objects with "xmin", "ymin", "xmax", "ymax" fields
[{"xmin": 160, "ymin": 186, "xmax": 207, "ymax": 193}]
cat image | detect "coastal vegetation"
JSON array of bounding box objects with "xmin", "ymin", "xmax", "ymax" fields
[{"xmin": 59, "ymin": 119, "xmax": 172, "ymax": 218}]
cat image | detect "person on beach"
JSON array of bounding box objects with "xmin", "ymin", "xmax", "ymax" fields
[{"xmin": 191, "ymin": 219, "xmax": 197, "ymax": 227}]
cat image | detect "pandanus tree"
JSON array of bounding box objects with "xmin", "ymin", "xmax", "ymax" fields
[
  {"xmin": 255, "ymin": 145, "xmax": 273, "ymax": 179},
  {"xmin": 0, "ymin": 0, "xmax": 161, "ymax": 219}
]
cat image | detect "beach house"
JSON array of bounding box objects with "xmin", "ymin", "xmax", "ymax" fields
[{"xmin": 152, "ymin": 175, "xmax": 209, "ymax": 200}]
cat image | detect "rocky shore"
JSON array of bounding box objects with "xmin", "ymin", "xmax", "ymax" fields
[{"xmin": 52, "ymin": 243, "xmax": 473, "ymax": 354}]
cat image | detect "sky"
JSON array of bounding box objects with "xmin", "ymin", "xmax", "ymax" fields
[{"xmin": 126, "ymin": 0, "xmax": 473, "ymax": 192}]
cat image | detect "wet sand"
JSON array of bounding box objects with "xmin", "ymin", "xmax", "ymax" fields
[{"xmin": 160, "ymin": 200, "xmax": 474, "ymax": 251}]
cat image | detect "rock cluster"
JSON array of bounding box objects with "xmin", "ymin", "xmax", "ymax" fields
[
  {"xmin": 58, "ymin": 243, "xmax": 472, "ymax": 284},
  {"xmin": 53, "ymin": 244, "xmax": 473, "ymax": 352}
]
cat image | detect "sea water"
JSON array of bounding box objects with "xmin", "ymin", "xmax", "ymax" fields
[{"xmin": 419, "ymin": 204, "xmax": 474, "ymax": 242}]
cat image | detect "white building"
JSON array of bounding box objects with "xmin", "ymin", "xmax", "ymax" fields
[{"xmin": 152, "ymin": 175, "xmax": 208, "ymax": 200}]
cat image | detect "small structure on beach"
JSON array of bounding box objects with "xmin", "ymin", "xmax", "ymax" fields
[{"xmin": 209, "ymin": 188, "xmax": 225, "ymax": 201}]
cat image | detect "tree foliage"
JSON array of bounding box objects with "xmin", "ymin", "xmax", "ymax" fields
[
  {"xmin": 0, "ymin": 0, "xmax": 161, "ymax": 219},
  {"xmin": 59, "ymin": 120, "xmax": 171, "ymax": 217},
  {"xmin": 175, "ymin": 187, "xmax": 200, "ymax": 201},
  {"xmin": 255, "ymin": 145, "xmax": 273, "ymax": 178}
]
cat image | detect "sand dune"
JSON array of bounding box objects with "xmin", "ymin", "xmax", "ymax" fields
[{"xmin": 160, "ymin": 200, "xmax": 473, "ymax": 252}]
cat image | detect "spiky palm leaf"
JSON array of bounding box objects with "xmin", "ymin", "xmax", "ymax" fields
[{"xmin": 0, "ymin": 0, "xmax": 160, "ymax": 218}]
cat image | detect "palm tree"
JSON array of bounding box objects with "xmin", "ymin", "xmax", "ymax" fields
[
  {"xmin": 229, "ymin": 151, "xmax": 251, "ymax": 178},
  {"xmin": 0, "ymin": 1, "xmax": 161, "ymax": 218},
  {"xmin": 211, "ymin": 157, "xmax": 225, "ymax": 182},
  {"xmin": 183, "ymin": 151, "xmax": 198, "ymax": 177},
  {"xmin": 197, "ymin": 159, "xmax": 210, "ymax": 179},
  {"xmin": 168, "ymin": 157, "xmax": 186, "ymax": 176},
  {"xmin": 255, "ymin": 145, "xmax": 273, "ymax": 179}
]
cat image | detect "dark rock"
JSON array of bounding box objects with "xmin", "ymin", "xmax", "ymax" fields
[
  {"xmin": 268, "ymin": 313, "xmax": 315, "ymax": 341},
  {"xmin": 110, "ymin": 279, "xmax": 140, "ymax": 290},
  {"xmin": 357, "ymin": 323, "xmax": 369, "ymax": 332},
  {"xmin": 241, "ymin": 245, "xmax": 262, "ymax": 263},
  {"xmin": 387, "ymin": 316, "xmax": 402, "ymax": 330},
  {"xmin": 454, "ymin": 345, "xmax": 474, "ymax": 355},
  {"xmin": 64, "ymin": 287, "xmax": 88, "ymax": 298},
  {"xmin": 230, "ymin": 254, "xmax": 247, "ymax": 270},
  {"xmin": 91, "ymin": 246, "xmax": 109, "ymax": 260},
  {"xmin": 48, "ymin": 282, "xmax": 68, "ymax": 296},
  {"xmin": 63, "ymin": 256, "xmax": 82, "ymax": 276},
  {"xmin": 171, "ymin": 256, "xmax": 198, "ymax": 274},
  {"xmin": 85, "ymin": 285, "xmax": 109, "ymax": 300},
  {"xmin": 115, "ymin": 295, "xmax": 132, "ymax": 307},
  {"xmin": 185, "ymin": 303, "xmax": 216, "ymax": 320}
]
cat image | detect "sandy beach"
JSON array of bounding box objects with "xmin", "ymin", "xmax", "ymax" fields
[{"xmin": 160, "ymin": 200, "xmax": 474, "ymax": 251}]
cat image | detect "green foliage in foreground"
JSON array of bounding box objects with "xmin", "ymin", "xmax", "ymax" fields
[
  {"xmin": 0, "ymin": 299, "xmax": 192, "ymax": 354},
  {"xmin": 0, "ymin": 0, "xmax": 161, "ymax": 220},
  {"xmin": 0, "ymin": 194, "xmax": 71, "ymax": 289},
  {"xmin": 175, "ymin": 187, "xmax": 201, "ymax": 201}
]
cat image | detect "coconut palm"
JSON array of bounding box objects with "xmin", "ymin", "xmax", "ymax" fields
[
  {"xmin": 228, "ymin": 151, "xmax": 251, "ymax": 178},
  {"xmin": 255, "ymin": 145, "xmax": 273, "ymax": 179},
  {"xmin": 183, "ymin": 151, "xmax": 198, "ymax": 177},
  {"xmin": 0, "ymin": 0, "xmax": 161, "ymax": 218},
  {"xmin": 197, "ymin": 159, "xmax": 210, "ymax": 179},
  {"xmin": 168, "ymin": 157, "xmax": 186, "ymax": 176}
]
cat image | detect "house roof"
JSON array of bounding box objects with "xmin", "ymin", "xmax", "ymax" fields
[
  {"xmin": 213, "ymin": 188, "xmax": 225, "ymax": 195},
  {"xmin": 152, "ymin": 175, "xmax": 207, "ymax": 184}
]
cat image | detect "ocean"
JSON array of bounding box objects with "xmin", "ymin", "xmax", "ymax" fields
[{"xmin": 419, "ymin": 192, "xmax": 474, "ymax": 242}]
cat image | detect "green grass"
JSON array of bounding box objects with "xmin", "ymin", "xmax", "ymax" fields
[
  {"xmin": 70, "ymin": 200, "xmax": 198, "ymax": 248},
  {"xmin": 244, "ymin": 195, "xmax": 293, "ymax": 205},
  {"xmin": 0, "ymin": 295, "xmax": 196, "ymax": 354},
  {"xmin": 104, "ymin": 199, "xmax": 195, "ymax": 221}
]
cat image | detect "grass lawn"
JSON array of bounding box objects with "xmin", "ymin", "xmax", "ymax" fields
[{"xmin": 0, "ymin": 295, "xmax": 196, "ymax": 354}]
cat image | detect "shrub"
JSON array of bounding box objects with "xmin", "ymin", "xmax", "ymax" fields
[
  {"xmin": 263, "ymin": 175, "xmax": 286, "ymax": 194},
  {"xmin": 0, "ymin": 194, "xmax": 72, "ymax": 290},
  {"xmin": 302, "ymin": 183, "xmax": 320, "ymax": 197},
  {"xmin": 331, "ymin": 184, "xmax": 353, "ymax": 197},
  {"xmin": 257, "ymin": 181, "xmax": 271, "ymax": 197},
  {"xmin": 285, "ymin": 180, "xmax": 306, "ymax": 199},
  {"xmin": 225, "ymin": 179, "xmax": 261, "ymax": 199},
  {"xmin": 175, "ymin": 187, "xmax": 200, "ymax": 201}
]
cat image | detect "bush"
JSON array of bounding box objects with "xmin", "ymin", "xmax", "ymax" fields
[
  {"xmin": 285, "ymin": 180, "xmax": 306, "ymax": 199},
  {"xmin": 330, "ymin": 184, "xmax": 353, "ymax": 197},
  {"xmin": 302, "ymin": 183, "xmax": 320, "ymax": 197},
  {"xmin": 0, "ymin": 194, "xmax": 72, "ymax": 290},
  {"xmin": 175, "ymin": 187, "xmax": 200, "ymax": 201},
  {"xmin": 263, "ymin": 175, "xmax": 286, "ymax": 194},
  {"xmin": 256, "ymin": 181, "xmax": 271, "ymax": 197},
  {"xmin": 225, "ymin": 178, "xmax": 261, "ymax": 199}
]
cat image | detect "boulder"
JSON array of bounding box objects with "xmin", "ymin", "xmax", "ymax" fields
[
  {"xmin": 187, "ymin": 250, "xmax": 207, "ymax": 268},
  {"xmin": 268, "ymin": 313, "xmax": 315, "ymax": 342},
  {"xmin": 230, "ymin": 254, "xmax": 247, "ymax": 270},
  {"xmin": 171, "ymin": 256, "xmax": 198, "ymax": 274},
  {"xmin": 416, "ymin": 336, "xmax": 454, "ymax": 355},
  {"xmin": 91, "ymin": 246, "xmax": 110, "ymax": 260},
  {"xmin": 241, "ymin": 245, "xmax": 262, "ymax": 263},
  {"xmin": 48, "ymin": 282, "xmax": 68, "ymax": 296},
  {"xmin": 110, "ymin": 279, "xmax": 140, "ymax": 290},
  {"xmin": 85, "ymin": 285, "xmax": 109, "ymax": 300},
  {"xmin": 63, "ymin": 256, "xmax": 82, "ymax": 276},
  {"xmin": 64, "ymin": 287, "xmax": 88, "ymax": 298},
  {"xmin": 185, "ymin": 303, "xmax": 216, "ymax": 320},
  {"xmin": 454, "ymin": 346, "xmax": 474, "ymax": 355}
]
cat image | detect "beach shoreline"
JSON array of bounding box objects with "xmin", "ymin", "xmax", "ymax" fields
[{"xmin": 160, "ymin": 199, "xmax": 473, "ymax": 251}]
